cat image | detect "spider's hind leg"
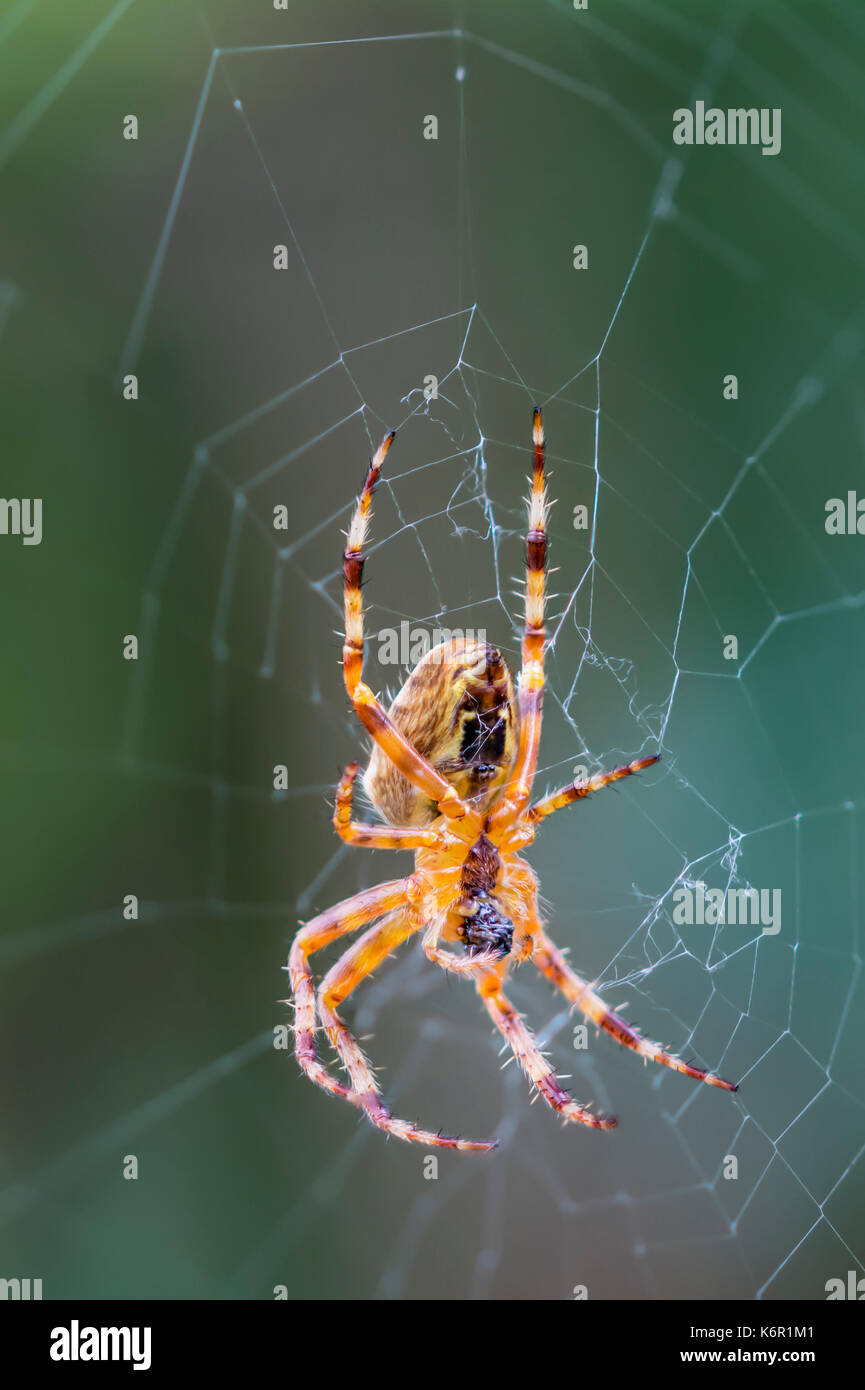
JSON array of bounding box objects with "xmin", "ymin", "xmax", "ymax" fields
[
  {"xmin": 341, "ymin": 431, "xmax": 477, "ymax": 833},
  {"xmin": 533, "ymin": 929, "xmax": 738, "ymax": 1092},
  {"xmin": 489, "ymin": 407, "xmax": 549, "ymax": 838},
  {"xmin": 333, "ymin": 762, "xmax": 446, "ymax": 850}
]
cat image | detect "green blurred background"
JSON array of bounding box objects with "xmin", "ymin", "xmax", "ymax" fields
[{"xmin": 1, "ymin": 0, "xmax": 864, "ymax": 1299}]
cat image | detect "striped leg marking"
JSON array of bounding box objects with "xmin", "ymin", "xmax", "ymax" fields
[
  {"xmin": 490, "ymin": 408, "xmax": 549, "ymax": 836},
  {"xmin": 533, "ymin": 930, "xmax": 738, "ymax": 1092}
]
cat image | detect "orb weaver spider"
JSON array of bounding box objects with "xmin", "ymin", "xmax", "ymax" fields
[{"xmin": 289, "ymin": 409, "xmax": 738, "ymax": 1150}]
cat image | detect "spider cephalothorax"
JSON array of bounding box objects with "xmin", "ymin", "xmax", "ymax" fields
[
  {"xmin": 289, "ymin": 410, "xmax": 738, "ymax": 1150},
  {"xmin": 452, "ymin": 832, "xmax": 514, "ymax": 957}
]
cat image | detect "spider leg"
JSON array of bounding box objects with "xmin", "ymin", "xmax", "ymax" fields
[
  {"xmin": 289, "ymin": 879, "xmax": 410, "ymax": 1102},
  {"xmin": 423, "ymin": 941, "xmax": 500, "ymax": 974},
  {"xmin": 489, "ymin": 408, "xmax": 548, "ymax": 839},
  {"xmin": 532, "ymin": 929, "xmax": 739, "ymax": 1092},
  {"xmin": 475, "ymin": 964, "xmax": 617, "ymax": 1130},
  {"xmin": 422, "ymin": 912, "xmax": 501, "ymax": 975},
  {"xmin": 526, "ymin": 755, "xmax": 661, "ymax": 826},
  {"xmin": 343, "ymin": 432, "xmax": 478, "ymax": 836},
  {"xmin": 319, "ymin": 912, "xmax": 497, "ymax": 1151},
  {"xmin": 333, "ymin": 762, "xmax": 449, "ymax": 850}
]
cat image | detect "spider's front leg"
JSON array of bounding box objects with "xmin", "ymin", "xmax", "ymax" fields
[
  {"xmin": 533, "ymin": 928, "xmax": 739, "ymax": 1092},
  {"xmin": 474, "ymin": 960, "xmax": 617, "ymax": 1130},
  {"xmin": 290, "ymin": 870, "xmax": 497, "ymax": 1149},
  {"xmin": 289, "ymin": 879, "xmax": 409, "ymax": 1102},
  {"xmin": 422, "ymin": 905, "xmax": 504, "ymax": 975},
  {"xmin": 317, "ymin": 909, "xmax": 498, "ymax": 1152}
]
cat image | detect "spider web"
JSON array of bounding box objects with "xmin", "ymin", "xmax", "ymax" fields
[{"xmin": 3, "ymin": 0, "xmax": 865, "ymax": 1301}]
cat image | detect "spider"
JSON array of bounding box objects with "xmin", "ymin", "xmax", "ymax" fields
[{"xmin": 289, "ymin": 409, "xmax": 738, "ymax": 1150}]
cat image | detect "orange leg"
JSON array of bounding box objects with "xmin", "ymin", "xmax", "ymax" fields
[
  {"xmin": 422, "ymin": 907, "xmax": 502, "ymax": 975},
  {"xmin": 527, "ymin": 755, "xmax": 660, "ymax": 826},
  {"xmin": 342, "ymin": 432, "xmax": 478, "ymax": 837},
  {"xmin": 319, "ymin": 912, "xmax": 497, "ymax": 1151},
  {"xmin": 533, "ymin": 929, "xmax": 738, "ymax": 1092},
  {"xmin": 475, "ymin": 964, "xmax": 617, "ymax": 1130},
  {"xmin": 289, "ymin": 879, "xmax": 409, "ymax": 1103},
  {"xmin": 489, "ymin": 408, "xmax": 548, "ymax": 839},
  {"xmin": 333, "ymin": 763, "xmax": 447, "ymax": 850}
]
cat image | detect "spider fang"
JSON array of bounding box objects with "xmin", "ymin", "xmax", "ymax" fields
[{"xmin": 457, "ymin": 896, "xmax": 514, "ymax": 957}]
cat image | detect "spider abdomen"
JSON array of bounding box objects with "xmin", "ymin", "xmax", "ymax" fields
[{"xmin": 364, "ymin": 638, "xmax": 518, "ymax": 825}]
